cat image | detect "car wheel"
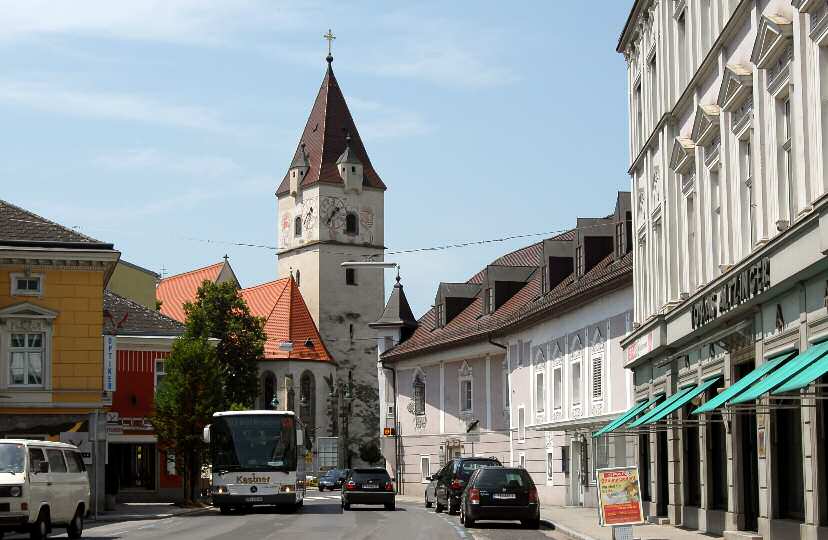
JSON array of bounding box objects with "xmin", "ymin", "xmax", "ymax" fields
[
  {"xmin": 67, "ymin": 507, "xmax": 84, "ymax": 539},
  {"xmin": 521, "ymin": 519, "xmax": 540, "ymax": 530},
  {"xmin": 318, "ymin": 486, "xmax": 324, "ymax": 492},
  {"xmin": 385, "ymin": 503, "xmax": 395, "ymax": 511},
  {"xmin": 30, "ymin": 508, "xmax": 50, "ymax": 540},
  {"xmin": 461, "ymin": 508, "xmax": 474, "ymax": 529}
]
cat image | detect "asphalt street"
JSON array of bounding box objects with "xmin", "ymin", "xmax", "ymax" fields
[{"xmin": 12, "ymin": 492, "xmax": 568, "ymax": 540}]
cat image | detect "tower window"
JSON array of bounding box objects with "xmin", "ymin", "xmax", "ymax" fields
[
  {"xmin": 294, "ymin": 216, "xmax": 302, "ymax": 237},
  {"xmin": 345, "ymin": 213, "xmax": 359, "ymax": 235},
  {"xmin": 295, "ymin": 270, "xmax": 301, "ymax": 287},
  {"xmin": 351, "ymin": 166, "xmax": 356, "ymax": 173},
  {"xmin": 346, "ymin": 268, "xmax": 357, "ymax": 285}
]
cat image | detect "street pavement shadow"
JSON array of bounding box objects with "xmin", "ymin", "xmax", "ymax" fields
[{"xmin": 469, "ymin": 521, "xmax": 554, "ymax": 531}]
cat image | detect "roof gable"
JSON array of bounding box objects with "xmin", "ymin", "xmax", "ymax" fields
[
  {"xmin": 717, "ymin": 64, "xmax": 753, "ymax": 111},
  {"xmin": 156, "ymin": 261, "xmax": 236, "ymax": 323},
  {"xmin": 690, "ymin": 104, "xmax": 721, "ymax": 146},
  {"xmin": 751, "ymin": 15, "xmax": 793, "ymax": 69},
  {"xmin": 276, "ymin": 62, "xmax": 386, "ymax": 196},
  {"xmin": 669, "ymin": 137, "xmax": 696, "ymax": 174}
]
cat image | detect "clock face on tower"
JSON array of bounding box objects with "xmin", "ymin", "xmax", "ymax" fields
[
  {"xmin": 321, "ymin": 197, "xmax": 346, "ymax": 230},
  {"xmin": 303, "ymin": 199, "xmax": 317, "ymax": 230}
]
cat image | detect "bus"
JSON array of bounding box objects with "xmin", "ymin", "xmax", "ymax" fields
[{"xmin": 203, "ymin": 410, "xmax": 306, "ymax": 513}]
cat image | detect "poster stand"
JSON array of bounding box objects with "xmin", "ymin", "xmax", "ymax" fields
[{"xmin": 596, "ymin": 466, "xmax": 644, "ymax": 538}]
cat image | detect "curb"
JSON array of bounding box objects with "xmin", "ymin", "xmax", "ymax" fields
[
  {"xmin": 91, "ymin": 506, "xmax": 212, "ymax": 523},
  {"xmin": 540, "ymin": 516, "xmax": 600, "ymax": 540}
]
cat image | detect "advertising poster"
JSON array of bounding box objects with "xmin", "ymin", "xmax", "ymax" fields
[{"xmin": 596, "ymin": 466, "xmax": 645, "ymax": 527}]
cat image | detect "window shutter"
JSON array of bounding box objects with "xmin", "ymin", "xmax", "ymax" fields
[
  {"xmin": 521, "ymin": 342, "xmax": 530, "ymax": 367},
  {"xmin": 592, "ymin": 357, "xmax": 603, "ymax": 399},
  {"xmin": 510, "ymin": 344, "xmax": 519, "ymax": 367}
]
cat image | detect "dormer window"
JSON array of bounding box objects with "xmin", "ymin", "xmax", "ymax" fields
[
  {"xmin": 433, "ymin": 304, "xmax": 444, "ymax": 329},
  {"xmin": 541, "ymin": 265, "xmax": 549, "ymax": 294},
  {"xmin": 345, "ymin": 213, "xmax": 359, "ymax": 235},
  {"xmin": 486, "ymin": 288, "xmax": 495, "ymax": 314},
  {"xmin": 294, "ymin": 216, "xmax": 302, "ymax": 237},
  {"xmin": 11, "ymin": 274, "xmax": 42, "ymax": 297},
  {"xmin": 575, "ymin": 246, "xmax": 584, "ymax": 276}
]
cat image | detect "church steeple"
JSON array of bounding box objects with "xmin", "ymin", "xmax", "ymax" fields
[{"xmin": 276, "ymin": 56, "xmax": 386, "ymax": 196}]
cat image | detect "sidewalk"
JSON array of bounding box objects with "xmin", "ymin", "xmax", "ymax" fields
[
  {"xmin": 92, "ymin": 502, "xmax": 211, "ymax": 523},
  {"xmin": 541, "ymin": 506, "xmax": 723, "ymax": 540}
]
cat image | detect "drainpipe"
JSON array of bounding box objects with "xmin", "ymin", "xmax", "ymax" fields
[
  {"xmin": 488, "ymin": 334, "xmax": 507, "ymax": 351},
  {"xmin": 380, "ymin": 361, "xmax": 401, "ymax": 495}
]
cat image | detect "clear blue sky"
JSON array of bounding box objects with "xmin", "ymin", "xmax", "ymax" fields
[{"xmin": 0, "ymin": 1, "xmax": 633, "ymax": 317}]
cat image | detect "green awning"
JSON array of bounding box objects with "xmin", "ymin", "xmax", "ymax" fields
[
  {"xmin": 592, "ymin": 395, "xmax": 662, "ymax": 438},
  {"xmin": 630, "ymin": 377, "xmax": 721, "ymax": 427},
  {"xmin": 629, "ymin": 386, "xmax": 697, "ymax": 428},
  {"xmin": 692, "ymin": 351, "xmax": 796, "ymax": 414},
  {"xmin": 730, "ymin": 344, "xmax": 828, "ymax": 404},
  {"xmin": 772, "ymin": 341, "xmax": 828, "ymax": 394}
]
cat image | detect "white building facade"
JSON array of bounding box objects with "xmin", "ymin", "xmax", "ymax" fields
[{"xmin": 618, "ymin": 1, "xmax": 828, "ymax": 538}]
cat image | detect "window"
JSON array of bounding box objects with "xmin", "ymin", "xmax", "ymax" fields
[
  {"xmin": 420, "ymin": 456, "xmax": 430, "ymax": 482},
  {"xmin": 345, "ymin": 213, "xmax": 359, "ymax": 235},
  {"xmin": 351, "ymin": 165, "xmax": 356, "ymax": 173},
  {"xmin": 711, "ymin": 170, "xmax": 721, "ymax": 272},
  {"xmin": 518, "ymin": 407, "xmax": 526, "ymax": 441},
  {"xmin": 535, "ymin": 371, "xmax": 545, "ymax": 413},
  {"xmin": 634, "ymin": 83, "xmax": 643, "ymax": 148},
  {"xmin": 294, "ymin": 216, "xmax": 302, "ymax": 237},
  {"xmin": 502, "ymin": 362, "xmax": 510, "ymax": 413},
  {"xmin": 547, "ymin": 453, "xmax": 555, "ymax": 480},
  {"xmin": 263, "ymin": 372, "xmax": 275, "ymax": 410},
  {"xmin": 781, "ymin": 98, "xmax": 796, "ymax": 222},
  {"xmin": 553, "ymin": 367, "xmax": 562, "ymax": 409},
  {"xmin": 572, "ymin": 361, "xmax": 582, "ymax": 405},
  {"xmin": 486, "ymin": 288, "xmax": 495, "ymax": 314},
  {"xmin": 299, "ymin": 371, "xmax": 315, "ymax": 435},
  {"xmin": 434, "ymin": 304, "xmax": 444, "ymax": 329},
  {"xmin": 460, "ymin": 379, "xmax": 472, "ymax": 412},
  {"xmin": 9, "ymin": 333, "xmax": 43, "ymax": 386},
  {"xmin": 741, "ymin": 138, "xmax": 756, "ymax": 252},
  {"xmin": 686, "ymin": 195, "xmax": 697, "ymax": 291},
  {"xmin": 64, "ymin": 451, "xmax": 84, "ymax": 473},
  {"xmin": 521, "ymin": 341, "xmax": 530, "ymax": 368},
  {"xmin": 561, "ymin": 446, "xmax": 570, "ymax": 475},
  {"xmin": 592, "ymin": 356, "xmax": 603, "ymax": 400},
  {"xmin": 413, "ymin": 374, "xmax": 425, "ymax": 415},
  {"xmin": 519, "ymin": 453, "xmax": 526, "ymax": 469},
  {"xmin": 593, "ymin": 437, "xmax": 609, "ymax": 481},
  {"xmin": 346, "ymin": 268, "xmax": 357, "ymax": 286},
  {"xmin": 575, "ymin": 245, "xmax": 583, "ymax": 276},
  {"xmin": 11, "ymin": 274, "xmax": 42, "ymax": 296},
  {"xmin": 676, "ymin": 10, "xmax": 688, "ymax": 88},
  {"xmin": 155, "ymin": 359, "xmax": 166, "ymax": 390},
  {"xmin": 541, "ymin": 265, "xmax": 549, "ymax": 293},
  {"xmin": 46, "ymin": 449, "xmax": 67, "ymax": 473},
  {"xmin": 28, "ymin": 448, "xmax": 46, "ymax": 473}
]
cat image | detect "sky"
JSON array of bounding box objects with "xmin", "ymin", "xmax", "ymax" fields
[{"xmin": 0, "ymin": 0, "xmax": 633, "ymax": 317}]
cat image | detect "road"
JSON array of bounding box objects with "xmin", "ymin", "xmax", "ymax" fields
[{"xmin": 14, "ymin": 492, "xmax": 570, "ymax": 540}]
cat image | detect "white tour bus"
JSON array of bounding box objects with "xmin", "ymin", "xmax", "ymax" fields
[
  {"xmin": 0, "ymin": 439, "xmax": 89, "ymax": 539},
  {"xmin": 204, "ymin": 410, "xmax": 306, "ymax": 513}
]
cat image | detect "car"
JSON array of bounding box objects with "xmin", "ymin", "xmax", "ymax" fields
[
  {"xmin": 433, "ymin": 456, "xmax": 502, "ymax": 514},
  {"xmin": 460, "ymin": 467, "xmax": 540, "ymax": 529},
  {"xmin": 0, "ymin": 439, "xmax": 90, "ymax": 539},
  {"xmin": 424, "ymin": 475, "xmax": 438, "ymax": 508},
  {"xmin": 318, "ymin": 469, "xmax": 348, "ymax": 491},
  {"xmin": 341, "ymin": 468, "xmax": 395, "ymax": 511}
]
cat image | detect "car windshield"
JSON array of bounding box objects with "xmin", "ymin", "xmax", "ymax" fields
[
  {"xmin": 0, "ymin": 443, "xmax": 25, "ymax": 474},
  {"xmin": 476, "ymin": 469, "xmax": 531, "ymax": 489},
  {"xmin": 211, "ymin": 415, "xmax": 296, "ymax": 472},
  {"xmin": 351, "ymin": 469, "xmax": 390, "ymax": 482},
  {"xmin": 458, "ymin": 460, "xmax": 499, "ymax": 480},
  {"xmin": 323, "ymin": 470, "xmax": 342, "ymax": 479}
]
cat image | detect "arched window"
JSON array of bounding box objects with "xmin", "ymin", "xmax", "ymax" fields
[
  {"xmin": 263, "ymin": 372, "xmax": 276, "ymax": 410},
  {"xmin": 345, "ymin": 212, "xmax": 359, "ymax": 235},
  {"xmin": 295, "ymin": 270, "xmax": 301, "ymax": 287},
  {"xmin": 294, "ymin": 216, "xmax": 302, "ymax": 237},
  {"xmin": 413, "ymin": 373, "xmax": 426, "ymax": 415},
  {"xmin": 300, "ymin": 371, "xmax": 316, "ymax": 436}
]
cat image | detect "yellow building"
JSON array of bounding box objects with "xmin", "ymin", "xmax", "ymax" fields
[
  {"xmin": 0, "ymin": 200, "xmax": 119, "ymax": 437},
  {"xmin": 107, "ymin": 260, "xmax": 159, "ymax": 310}
]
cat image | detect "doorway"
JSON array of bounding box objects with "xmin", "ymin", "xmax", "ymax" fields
[
  {"xmin": 110, "ymin": 443, "xmax": 156, "ymax": 491},
  {"xmin": 570, "ymin": 439, "xmax": 584, "ymax": 506},
  {"xmin": 639, "ymin": 433, "xmax": 651, "ymax": 502},
  {"xmin": 683, "ymin": 405, "xmax": 701, "ymax": 507},
  {"xmin": 734, "ymin": 359, "xmax": 758, "ymax": 530},
  {"xmin": 656, "ymin": 430, "xmax": 668, "ymax": 517},
  {"xmin": 774, "ymin": 399, "xmax": 804, "ymax": 521}
]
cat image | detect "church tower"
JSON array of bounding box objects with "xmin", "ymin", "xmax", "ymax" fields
[{"xmin": 276, "ymin": 47, "xmax": 386, "ymax": 463}]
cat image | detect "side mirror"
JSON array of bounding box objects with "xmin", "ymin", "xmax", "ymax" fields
[
  {"xmin": 38, "ymin": 462, "xmax": 49, "ymax": 474},
  {"xmin": 203, "ymin": 425, "xmax": 211, "ymax": 444}
]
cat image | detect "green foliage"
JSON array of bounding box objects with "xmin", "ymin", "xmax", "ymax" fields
[
  {"xmin": 228, "ymin": 403, "xmax": 248, "ymax": 411},
  {"xmin": 151, "ymin": 336, "xmax": 224, "ymax": 502},
  {"xmin": 358, "ymin": 440, "xmax": 382, "ymax": 465},
  {"xmin": 183, "ymin": 280, "xmax": 266, "ymax": 409}
]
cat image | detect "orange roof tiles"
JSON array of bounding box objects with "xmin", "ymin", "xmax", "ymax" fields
[
  {"xmin": 240, "ymin": 278, "xmax": 332, "ymax": 363},
  {"xmin": 156, "ymin": 262, "xmax": 224, "ymax": 322}
]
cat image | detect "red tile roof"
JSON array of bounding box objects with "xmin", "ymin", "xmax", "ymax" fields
[
  {"xmin": 240, "ymin": 278, "xmax": 333, "ymax": 362},
  {"xmin": 156, "ymin": 262, "xmax": 225, "ymax": 323},
  {"xmin": 383, "ymin": 232, "xmax": 632, "ymax": 361},
  {"xmin": 276, "ymin": 62, "xmax": 386, "ymax": 196}
]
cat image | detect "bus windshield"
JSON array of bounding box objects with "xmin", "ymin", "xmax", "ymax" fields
[{"xmin": 211, "ymin": 415, "xmax": 296, "ymax": 473}]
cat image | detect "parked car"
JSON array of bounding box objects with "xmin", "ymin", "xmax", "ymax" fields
[
  {"xmin": 341, "ymin": 468, "xmax": 395, "ymax": 511},
  {"xmin": 433, "ymin": 457, "xmax": 502, "ymax": 514},
  {"xmin": 460, "ymin": 467, "xmax": 540, "ymax": 529},
  {"xmin": 318, "ymin": 469, "xmax": 348, "ymax": 491},
  {"xmin": 424, "ymin": 475, "xmax": 438, "ymax": 508},
  {"xmin": 0, "ymin": 439, "xmax": 90, "ymax": 539}
]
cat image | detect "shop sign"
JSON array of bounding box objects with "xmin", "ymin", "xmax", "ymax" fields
[
  {"xmin": 117, "ymin": 417, "xmax": 154, "ymax": 432},
  {"xmin": 626, "ymin": 332, "xmax": 653, "ymax": 364},
  {"xmin": 596, "ymin": 466, "xmax": 645, "ymax": 527},
  {"xmin": 691, "ymin": 257, "xmax": 771, "ymax": 330},
  {"xmin": 103, "ymin": 335, "xmax": 117, "ymax": 391}
]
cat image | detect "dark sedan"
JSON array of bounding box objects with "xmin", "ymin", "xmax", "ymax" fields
[
  {"xmin": 460, "ymin": 467, "xmax": 540, "ymax": 529},
  {"xmin": 341, "ymin": 468, "xmax": 395, "ymax": 510},
  {"xmin": 319, "ymin": 469, "xmax": 348, "ymax": 491}
]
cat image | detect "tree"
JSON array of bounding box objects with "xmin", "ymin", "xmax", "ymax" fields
[
  {"xmin": 183, "ymin": 280, "xmax": 266, "ymax": 409},
  {"xmin": 151, "ymin": 336, "xmax": 224, "ymax": 503}
]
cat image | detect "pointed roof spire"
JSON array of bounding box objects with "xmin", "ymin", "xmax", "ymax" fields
[
  {"xmin": 290, "ymin": 142, "xmax": 309, "ymax": 169},
  {"xmin": 371, "ymin": 274, "xmax": 418, "ymax": 330},
  {"xmin": 336, "ymin": 129, "xmax": 362, "ymax": 165},
  {"xmin": 276, "ymin": 50, "xmax": 386, "ymax": 196}
]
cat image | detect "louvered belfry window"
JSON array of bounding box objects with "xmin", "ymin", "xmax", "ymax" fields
[{"xmin": 592, "ymin": 357, "xmax": 603, "ymax": 400}]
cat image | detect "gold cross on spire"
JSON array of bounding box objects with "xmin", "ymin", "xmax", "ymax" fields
[{"xmin": 323, "ymin": 29, "xmax": 336, "ymax": 56}]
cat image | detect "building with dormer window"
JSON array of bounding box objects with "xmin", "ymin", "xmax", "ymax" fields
[{"xmin": 617, "ymin": 2, "xmax": 828, "ymax": 538}]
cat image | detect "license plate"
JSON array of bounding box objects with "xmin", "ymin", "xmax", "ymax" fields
[
  {"xmin": 364, "ymin": 483, "xmax": 378, "ymax": 489},
  {"xmin": 245, "ymin": 497, "xmax": 263, "ymax": 502},
  {"xmin": 493, "ymin": 493, "xmax": 516, "ymax": 500}
]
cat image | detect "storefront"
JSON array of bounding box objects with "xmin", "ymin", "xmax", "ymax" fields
[{"xmin": 617, "ymin": 199, "xmax": 828, "ymax": 539}]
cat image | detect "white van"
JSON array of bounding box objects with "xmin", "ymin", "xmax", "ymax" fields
[{"xmin": 0, "ymin": 440, "xmax": 89, "ymax": 539}]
